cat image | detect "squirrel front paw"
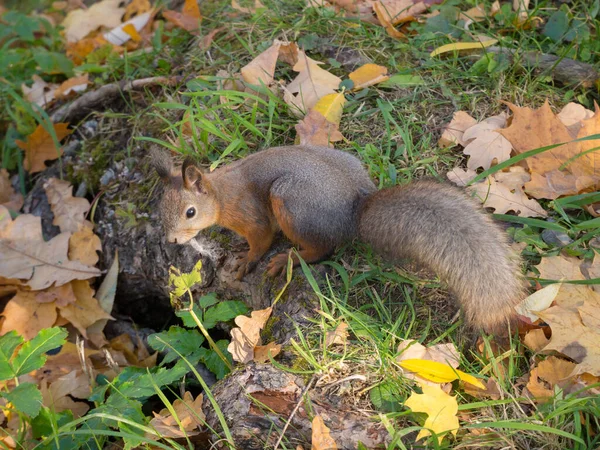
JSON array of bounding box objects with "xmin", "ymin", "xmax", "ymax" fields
[{"xmin": 266, "ymin": 253, "xmax": 289, "ymax": 277}]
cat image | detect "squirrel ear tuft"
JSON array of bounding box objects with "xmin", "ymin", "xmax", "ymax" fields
[
  {"xmin": 182, "ymin": 157, "xmax": 203, "ymax": 191},
  {"xmin": 150, "ymin": 148, "xmax": 174, "ymax": 182}
]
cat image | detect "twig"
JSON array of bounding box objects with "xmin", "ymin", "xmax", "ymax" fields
[
  {"xmin": 50, "ymin": 75, "xmax": 186, "ymax": 123},
  {"xmin": 273, "ymin": 374, "xmax": 317, "ymax": 450}
]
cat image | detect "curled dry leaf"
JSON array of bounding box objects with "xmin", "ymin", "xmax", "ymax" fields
[
  {"xmin": 54, "ymin": 74, "xmax": 89, "ymax": 99},
  {"xmin": 44, "ymin": 178, "xmax": 91, "ymax": 233},
  {"xmin": 103, "ymin": 11, "xmax": 152, "ymax": 45},
  {"xmin": 0, "ymin": 169, "xmax": 24, "ymax": 212},
  {"xmin": 462, "ymin": 113, "xmax": 513, "ymax": 170},
  {"xmin": 438, "ymin": 111, "xmax": 477, "ymax": 148},
  {"xmin": 40, "ymin": 370, "xmax": 90, "ymax": 418},
  {"xmin": 348, "ymin": 63, "xmax": 389, "ymax": 91},
  {"xmin": 515, "ymin": 282, "xmax": 561, "ymax": 323},
  {"xmin": 0, "ymin": 206, "xmax": 101, "ymax": 290},
  {"xmin": 405, "ymin": 383, "xmax": 459, "ymax": 444},
  {"xmin": 227, "ymin": 307, "xmax": 273, "ymax": 363},
  {"xmin": 0, "ymin": 290, "xmax": 59, "ymax": 340},
  {"xmin": 163, "ymin": 0, "xmax": 201, "ymax": 33},
  {"xmin": 21, "ymin": 75, "xmax": 58, "ymax": 109},
  {"xmin": 312, "ymin": 416, "xmax": 338, "ymax": 450},
  {"xmin": 149, "ymin": 392, "xmax": 204, "ymax": 438},
  {"xmin": 61, "ymin": 0, "xmax": 126, "ymax": 42},
  {"xmin": 325, "ymin": 321, "xmax": 349, "ymax": 347},
  {"xmin": 16, "ymin": 123, "xmax": 72, "ymax": 174},
  {"xmin": 526, "ymin": 356, "xmax": 577, "ymax": 401},
  {"xmin": 374, "ymin": 0, "xmax": 428, "ymax": 26}
]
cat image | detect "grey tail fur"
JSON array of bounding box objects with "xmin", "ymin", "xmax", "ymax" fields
[{"xmin": 358, "ymin": 180, "xmax": 526, "ymax": 332}]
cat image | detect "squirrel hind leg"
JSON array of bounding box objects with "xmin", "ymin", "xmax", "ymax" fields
[{"xmin": 266, "ymin": 246, "xmax": 333, "ymax": 277}]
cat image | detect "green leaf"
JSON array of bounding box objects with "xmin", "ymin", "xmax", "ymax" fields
[
  {"xmin": 370, "ymin": 382, "xmax": 403, "ymax": 413},
  {"xmin": 543, "ymin": 10, "xmax": 569, "ymax": 42},
  {"xmin": 199, "ymin": 340, "xmax": 232, "ymax": 380},
  {"xmin": 4, "ymin": 382, "xmax": 42, "ymax": 417},
  {"xmin": 199, "ymin": 292, "xmax": 219, "ymax": 309},
  {"xmin": 0, "ymin": 331, "xmax": 24, "ymax": 380},
  {"xmin": 112, "ymin": 361, "xmax": 189, "ymax": 399},
  {"xmin": 11, "ymin": 327, "xmax": 67, "ymax": 378},
  {"xmin": 33, "ymin": 50, "xmax": 74, "ymax": 76},
  {"xmin": 379, "ymin": 74, "xmax": 425, "ymax": 87},
  {"xmin": 31, "ymin": 407, "xmax": 74, "ymax": 439},
  {"xmin": 176, "ymin": 303, "xmax": 203, "ymax": 328},
  {"xmin": 147, "ymin": 326, "xmax": 205, "ymax": 365},
  {"xmin": 169, "ymin": 260, "xmax": 203, "ymax": 298},
  {"xmin": 203, "ymin": 301, "xmax": 249, "ymax": 329}
]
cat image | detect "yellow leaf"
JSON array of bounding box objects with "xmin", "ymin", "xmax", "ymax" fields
[
  {"xmin": 430, "ymin": 39, "xmax": 498, "ymax": 57},
  {"xmin": 16, "ymin": 123, "xmax": 72, "ymax": 174},
  {"xmin": 348, "ymin": 63, "xmax": 389, "ymax": 91},
  {"xmin": 400, "ymin": 359, "xmax": 485, "ymax": 389},
  {"xmin": 122, "ymin": 23, "xmax": 142, "ymax": 42},
  {"xmin": 312, "ymin": 416, "xmax": 338, "ymax": 450},
  {"xmin": 312, "ymin": 92, "xmax": 346, "ymax": 125},
  {"xmin": 405, "ymin": 383, "xmax": 459, "ymax": 444}
]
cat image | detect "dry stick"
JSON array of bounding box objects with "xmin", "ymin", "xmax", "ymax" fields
[
  {"xmin": 273, "ymin": 374, "xmax": 317, "ymax": 450},
  {"xmin": 50, "ymin": 75, "xmax": 186, "ymax": 123}
]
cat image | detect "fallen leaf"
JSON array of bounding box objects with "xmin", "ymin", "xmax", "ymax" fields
[
  {"xmin": 240, "ymin": 40, "xmax": 281, "ymax": 86},
  {"xmin": 312, "ymin": 92, "xmax": 346, "ymax": 125},
  {"xmin": 231, "ymin": 0, "xmax": 264, "ymax": 14},
  {"xmin": 405, "ymin": 383, "xmax": 459, "ymax": 444},
  {"xmin": 515, "ymin": 282, "xmax": 562, "ymax": 323},
  {"xmin": 54, "ymin": 74, "xmax": 89, "ymax": 99},
  {"xmin": 312, "ymin": 416, "xmax": 338, "ymax": 450},
  {"xmin": 399, "ymin": 359, "xmax": 485, "ymax": 389},
  {"xmin": 199, "ymin": 26, "xmax": 226, "ymax": 50},
  {"xmin": 253, "ymin": 342, "xmax": 282, "ymax": 363},
  {"xmin": 124, "ymin": 0, "xmax": 152, "ymax": 21},
  {"xmin": 462, "ymin": 113, "xmax": 513, "ymax": 170},
  {"xmin": 397, "ymin": 340, "xmax": 460, "ymax": 368},
  {"xmin": 21, "ymin": 75, "xmax": 58, "ymax": 109},
  {"xmin": 459, "ymin": 3, "xmax": 486, "ymax": 27},
  {"xmin": 227, "ymin": 307, "xmax": 272, "ymax": 363},
  {"xmin": 61, "ymin": 0, "xmax": 126, "ymax": 42},
  {"xmin": 163, "ymin": 0, "xmax": 201, "ymax": 33},
  {"xmin": 526, "ymin": 356, "xmax": 577, "ymax": 401},
  {"xmin": 103, "ymin": 11, "xmax": 152, "ymax": 45},
  {"xmin": 40, "ymin": 371, "xmax": 90, "ymax": 417},
  {"xmin": 438, "ymin": 111, "xmax": 477, "ymax": 148},
  {"xmin": 325, "ymin": 322, "xmax": 349, "ymax": 347},
  {"xmin": 57, "ymin": 280, "xmax": 113, "ymax": 338},
  {"xmin": 534, "ymin": 255, "xmax": 585, "ymax": 282},
  {"xmin": 374, "ymin": 0, "xmax": 428, "ymax": 25},
  {"xmin": 16, "ymin": 123, "xmax": 72, "ymax": 174},
  {"xmin": 65, "ymin": 35, "xmax": 115, "ymax": 65},
  {"xmin": 295, "ymin": 110, "xmax": 344, "ymax": 147},
  {"xmin": 462, "ymin": 377, "xmax": 502, "ymax": 400},
  {"xmin": 523, "ymin": 328, "xmax": 550, "ymax": 352},
  {"xmin": 149, "ymin": 391, "xmax": 204, "ymax": 438},
  {"xmin": 557, "ymin": 102, "xmax": 594, "ymax": 137},
  {"xmin": 430, "ymin": 39, "xmax": 497, "ymax": 57},
  {"xmin": 349, "ymin": 63, "xmax": 389, "ymax": 91},
  {"xmin": 68, "ymin": 225, "xmax": 102, "ymax": 267},
  {"xmin": 0, "ymin": 206, "xmax": 101, "ymax": 290},
  {"xmin": 0, "ymin": 290, "xmax": 58, "ymax": 340},
  {"xmin": 0, "ymin": 169, "xmax": 23, "ymax": 212},
  {"xmin": 372, "ymin": 1, "xmax": 406, "ymax": 38},
  {"xmin": 44, "ymin": 178, "xmax": 91, "ymax": 233},
  {"xmin": 285, "ymin": 50, "xmax": 342, "ymax": 114}
]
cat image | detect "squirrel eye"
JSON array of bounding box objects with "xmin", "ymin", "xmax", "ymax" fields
[{"xmin": 186, "ymin": 207, "xmax": 196, "ymax": 219}]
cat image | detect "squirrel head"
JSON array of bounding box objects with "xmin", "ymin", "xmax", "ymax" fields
[{"xmin": 151, "ymin": 150, "xmax": 218, "ymax": 244}]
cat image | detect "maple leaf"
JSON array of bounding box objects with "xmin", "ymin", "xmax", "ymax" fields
[
  {"xmin": 557, "ymin": 103, "xmax": 594, "ymax": 137},
  {"xmin": 348, "ymin": 63, "xmax": 389, "ymax": 90},
  {"xmin": 61, "ymin": 0, "xmax": 126, "ymax": 42},
  {"xmin": 312, "ymin": 416, "xmax": 338, "ymax": 450},
  {"xmin": 0, "ymin": 169, "xmax": 23, "ymax": 213},
  {"xmin": 68, "ymin": 225, "xmax": 102, "ymax": 267},
  {"xmin": 526, "ymin": 356, "xmax": 577, "ymax": 401},
  {"xmin": 523, "ymin": 328, "xmax": 550, "ymax": 352},
  {"xmin": 21, "ymin": 75, "xmax": 58, "ymax": 109},
  {"xmin": 284, "ymin": 50, "xmax": 341, "ymax": 114},
  {"xmin": 462, "ymin": 113, "xmax": 513, "ymax": 170},
  {"xmin": 163, "ymin": 0, "xmax": 201, "ymax": 33},
  {"xmin": 227, "ymin": 307, "xmax": 272, "ymax": 363},
  {"xmin": 295, "ymin": 110, "xmax": 344, "ymax": 147},
  {"xmin": 438, "ymin": 111, "xmax": 477, "ymax": 148},
  {"xmin": 405, "ymin": 383, "xmax": 459, "ymax": 444},
  {"xmin": 534, "ymin": 254, "xmax": 585, "ymax": 282},
  {"xmin": 253, "ymin": 342, "xmax": 282, "ymax": 363},
  {"xmin": 16, "ymin": 123, "xmax": 72, "ymax": 174},
  {"xmin": 0, "ymin": 206, "xmax": 101, "ymax": 290},
  {"xmin": 44, "ymin": 178, "xmax": 90, "ymax": 233}
]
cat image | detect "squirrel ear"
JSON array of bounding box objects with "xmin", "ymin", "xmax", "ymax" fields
[
  {"xmin": 150, "ymin": 148, "xmax": 174, "ymax": 182},
  {"xmin": 182, "ymin": 157, "xmax": 204, "ymax": 191}
]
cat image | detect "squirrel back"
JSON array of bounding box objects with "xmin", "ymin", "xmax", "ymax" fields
[{"xmin": 358, "ymin": 180, "xmax": 525, "ymax": 332}]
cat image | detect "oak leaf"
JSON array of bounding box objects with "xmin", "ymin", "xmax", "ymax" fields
[
  {"xmin": 44, "ymin": 178, "xmax": 90, "ymax": 233},
  {"xmin": 227, "ymin": 307, "xmax": 272, "ymax": 363},
  {"xmin": 312, "ymin": 416, "xmax": 338, "ymax": 450},
  {"xmin": 405, "ymin": 383, "xmax": 459, "ymax": 444},
  {"xmin": 149, "ymin": 392, "xmax": 204, "ymax": 438},
  {"xmin": 438, "ymin": 111, "xmax": 477, "ymax": 148},
  {"xmin": 253, "ymin": 342, "xmax": 282, "ymax": 363},
  {"xmin": 16, "ymin": 123, "xmax": 72, "ymax": 174},
  {"xmin": 68, "ymin": 225, "xmax": 102, "ymax": 267},
  {"xmin": 0, "ymin": 169, "xmax": 23, "ymax": 212},
  {"xmin": 0, "ymin": 206, "xmax": 101, "ymax": 290},
  {"xmin": 61, "ymin": 0, "xmax": 126, "ymax": 42}
]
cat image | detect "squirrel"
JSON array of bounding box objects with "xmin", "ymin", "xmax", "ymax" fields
[{"xmin": 152, "ymin": 145, "xmax": 525, "ymax": 332}]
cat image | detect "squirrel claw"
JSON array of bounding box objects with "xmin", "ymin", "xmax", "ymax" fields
[
  {"xmin": 233, "ymin": 255, "xmax": 258, "ymax": 281},
  {"xmin": 266, "ymin": 253, "xmax": 289, "ymax": 277}
]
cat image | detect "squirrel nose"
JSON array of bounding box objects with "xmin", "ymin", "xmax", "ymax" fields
[{"xmin": 167, "ymin": 234, "xmax": 177, "ymax": 244}]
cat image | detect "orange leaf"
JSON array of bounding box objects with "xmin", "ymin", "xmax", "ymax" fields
[
  {"xmin": 164, "ymin": 0, "xmax": 201, "ymax": 32},
  {"xmin": 16, "ymin": 123, "xmax": 72, "ymax": 173},
  {"xmin": 54, "ymin": 74, "xmax": 89, "ymax": 99},
  {"xmin": 183, "ymin": 0, "xmax": 201, "ymax": 19},
  {"xmin": 122, "ymin": 23, "xmax": 142, "ymax": 41}
]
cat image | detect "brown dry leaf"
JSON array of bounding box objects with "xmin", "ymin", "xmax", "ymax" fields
[
  {"xmin": 513, "ymin": 0, "xmax": 529, "ymax": 23},
  {"xmin": 0, "ymin": 206, "xmax": 101, "ymax": 290},
  {"xmin": 295, "ymin": 110, "xmax": 344, "ymax": 147},
  {"xmin": 44, "ymin": 178, "xmax": 91, "ymax": 233},
  {"xmin": 462, "ymin": 377, "xmax": 502, "ymax": 399},
  {"xmin": 54, "ymin": 74, "xmax": 89, "ymax": 99},
  {"xmin": 462, "ymin": 113, "xmax": 513, "ymax": 170},
  {"xmin": 124, "ymin": 0, "xmax": 152, "ymax": 21},
  {"xmin": 534, "ymin": 255, "xmax": 585, "ymax": 282},
  {"xmin": 163, "ymin": 0, "xmax": 202, "ymax": 33},
  {"xmin": 240, "ymin": 40, "xmax": 281, "ymax": 86},
  {"xmin": 69, "ymin": 225, "xmax": 102, "ymax": 267},
  {"xmin": 325, "ymin": 322, "xmax": 349, "ymax": 347},
  {"xmin": 278, "ymin": 41, "xmax": 299, "ymax": 66},
  {"xmin": 199, "ymin": 26, "xmax": 226, "ymax": 50},
  {"xmin": 374, "ymin": 0, "xmax": 427, "ymax": 25},
  {"xmin": 227, "ymin": 307, "xmax": 273, "ymax": 363},
  {"xmin": 523, "ymin": 328, "xmax": 550, "ymax": 352},
  {"xmin": 348, "ymin": 63, "xmax": 389, "ymax": 90},
  {"xmin": 150, "ymin": 392, "xmax": 204, "ymax": 438},
  {"xmin": 253, "ymin": 342, "xmax": 282, "ymax": 363},
  {"xmin": 372, "ymin": 2, "xmax": 406, "ymax": 38},
  {"xmin": 515, "ymin": 282, "xmax": 561, "ymax": 323},
  {"xmin": 61, "ymin": 0, "xmax": 126, "ymax": 42},
  {"xmin": 284, "ymin": 50, "xmax": 342, "ymax": 114},
  {"xmin": 0, "ymin": 169, "xmax": 24, "ymax": 212},
  {"xmin": 438, "ymin": 111, "xmax": 477, "ymax": 148},
  {"xmin": 468, "ymin": 168, "xmax": 547, "ymax": 217},
  {"xmin": 0, "ymin": 289, "xmax": 58, "ymax": 340},
  {"xmin": 40, "ymin": 371, "xmax": 90, "ymax": 417},
  {"xmin": 16, "ymin": 123, "xmax": 72, "ymax": 174},
  {"xmin": 557, "ymin": 103, "xmax": 594, "ymax": 137},
  {"xmin": 231, "ymin": 0, "xmax": 264, "ymax": 14},
  {"xmin": 312, "ymin": 416, "xmax": 338, "ymax": 450},
  {"xmin": 21, "ymin": 75, "xmax": 58, "ymax": 109},
  {"xmin": 31, "ymin": 282, "xmax": 77, "ymax": 307},
  {"xmin": 57, "ymin": 280, "xmax": 113, "ymax": 338},
  {"xmin": 459, "ymin": 3, "xmax": 486, "ymax": 27},
  {"xmin": 108, "ymin": 332, "xmax": 156, "ymax": 367},
  {"xmin": 526, "ymin": 356, "xmax": 577, "ymax": 401}
]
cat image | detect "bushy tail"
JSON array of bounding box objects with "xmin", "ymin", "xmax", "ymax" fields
[{"xmin": 358, "ymin": 180, "xmax": 525, "ymax": 333}]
